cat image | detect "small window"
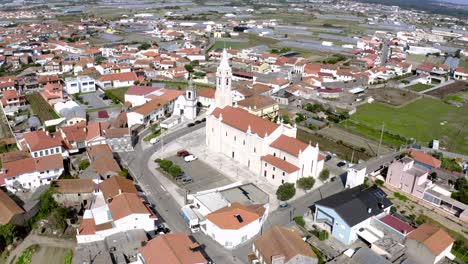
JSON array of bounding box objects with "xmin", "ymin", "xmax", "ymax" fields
[
  {"xmin": 273, "ymin": 153, "xmax": 276, "ymax": 157},
  {"xmin": 283, "ymin": 172, "xmax": 285, "ymax": 176},
  {"xmin": 243, "ymin": 140, "xmax": 245, "ymax": 145},
  {"xmin": 282, "ymin": 180, "xmax": 285, "ymax": 184},
  {"xmin": 272, "ymin": 175, "xmax": 275, "ymax": 179},
  {"xmin": 234, "ymin": 136, "xmax": 236, "ymax": 141},
  {"xmin": 265, "ymin": 163, "xmax": 267, "ymax": 167},
  {"xmin": 264, "ymin": 170, "xmax": 267, "ymax": 177},
  {"xmin": 254, "ymin": 147, "xmax": 256, "ymax": 153},
  {"xmin": 273, "ymin": 167, "xmax": 275, "ymax": 171},
  {"xmin": 225, "ymin": 132, "xmax": 227, "ymax": 137},
  {"xmin": 283, "ymin": 156, "xmax": 286, "ymax": 161}
]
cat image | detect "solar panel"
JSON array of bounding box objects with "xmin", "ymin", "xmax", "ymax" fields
[
  {"xmin": 373, "ymin": 189, "xmax": 386, "ymax": 199},
  {"xmin": 235, "ymin": 214, "xmax": 243, "ymax": 223}
]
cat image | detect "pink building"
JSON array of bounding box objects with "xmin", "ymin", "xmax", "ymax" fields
[{"xmin": 386, "ymin": 157, "xmax": 433, "ymax": 199}]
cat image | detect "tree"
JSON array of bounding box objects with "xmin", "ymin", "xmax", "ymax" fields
[
  {"xmin": 441, "ymin": 157, "xmax": 463, "ymax": 172},
  {"xmin": 276, "ymin": 183, "xmax": 296, "ymax": 201},
  {"xmin": 0, "ymin": 224, "xmax": 17, "ymax": 246},
  {"xmin": 295, "ymin": 113, "xmax": 306, "ymax": 123},
  {"xmin": 138, "ymin": 42, "xmax": 151, "ymax": 50},
  {"xmin": 319, "ymin": 169, "xmax": 330, "ymax": 181},
  {"xmin": 79, "ymin": 160, "xmax": 90, "ymax": 170},
  {"xmin": 429, "ymin": 172, "xmax": 437, "ymax": 181},
  {"xmin": 297, "ymin": 177, "xmax": 315, "ymax": 191},
  {"xmin": 281, "ymin": 114, "xmax": 291, "ymax": 125},
  {"xmin": 451, "ymin": 178, "xmax": 468, "ymax": 204},
  {"xmin": 184, "ymin": 64, "xmax": 194, "ymax": 72}
]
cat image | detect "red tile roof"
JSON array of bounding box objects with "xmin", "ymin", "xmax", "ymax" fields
[
  {"xmin": 406, "ymin": 224, "xmax": 453, "ymax": 256},
  {"xmin": 1, "ymin": 154, "xmax": 63, "ymax": 179},
  {"xmin": 197, "ymin": 88, "xmax": 215, "ymax": 99},
  {"xmin": 270, "ymin": 135, "xmax": 309, "ymax": 157},
  {"xmin": 0, "ymin": 189, "xmax": 24, "ymax": 224},
  {"xmin": 211, "ymin": 106, "xmax": 279, "ymax": 138},
  {"xmin": 408, "ymin": 150, "xmax": 441, "ymax": 168},
  {"xmin": 126, "ymin": 86, "xmax": 159, "ymax": 96},
  {"xmin": 98, "ymin": 72, "xmax": 138, "ymax": 82},
  {"xmin": 205, "ymin": 202, "xmax": 262, "ymax": 230},
  {"xmin": 22, "ymin": 131, "xmax": 61, "ymax": 151},
  {"xmin": 100, "ymin": 176, "xmax": 137, "ymax": 200},
  {"xmin": 139, "ymin": 233, "xmax": 208, "ymax": 264},
  {"xmin": 108, "ymin": 193, "xmax": 154, "ymax": 220},
  {"xmin": 262, "ymin": 155, "xmax": 299, "ymax": 173}
]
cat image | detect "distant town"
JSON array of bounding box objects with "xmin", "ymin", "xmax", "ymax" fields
[{"xmin": 0, "ymin": 0, "xmax": 466, "ymax": 264}]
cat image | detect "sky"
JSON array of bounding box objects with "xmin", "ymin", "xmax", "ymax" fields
[{"xmin": 436, "ymin": 0, "xmax": 468, "ymax": 4}]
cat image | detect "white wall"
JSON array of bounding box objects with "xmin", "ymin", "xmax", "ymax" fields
[
  {"xmin": 5, "ymin": 168, "xmax": 64, "ymax": 193},
  {"xmin": 203, "ymin": 216, "xmax": 262, "ymax": 248},
  {"xmin": 31, "ymin": 146, "xmax": 63, "ymax": 158}
]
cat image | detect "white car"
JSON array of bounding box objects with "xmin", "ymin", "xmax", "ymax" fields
[
  {"xmin": 150, "ymin": 137, "xmax": 160, "ymax": 144},
  {"xmin": 184, "ymin": 154, "xmax": 198, "ymax": 162}
]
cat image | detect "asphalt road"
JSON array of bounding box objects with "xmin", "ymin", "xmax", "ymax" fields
[{"xmin": 118, "ymin": 123, "xmax": 347, "ymax": 264}]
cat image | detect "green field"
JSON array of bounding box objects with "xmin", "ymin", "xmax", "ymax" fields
[
  {"xmin": 105, "ymin": 87, "xmax": 129, "ymax": 103},
  {"xmin": 349, "ymin": 98, "xmax": 468, "ymax": 155},
  {"xmin": 406, "ymin": 83, "xmax": 433, "ymax": 92},
  {"xmin": 25, "ymin": 93, "xmax": 60, "ymax": 123},
  {"xmin": 406, "ymin": 54, "xmax": 426, "ymax": 63}
]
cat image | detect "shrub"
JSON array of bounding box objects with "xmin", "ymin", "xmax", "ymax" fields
[
  {"xmin": 276, "ymin": 183, "xmax": 296, "ymax": 201},
  {"xmin": 79, "ymin": 160, "xmax": 90, "ymax": 170},
  {"xmin": 168, "ymin": 165, "xmax": 182, "ymax": 178},
  {"xmin": 159, "ymin": 160, "xmax": 173, "ymax": 171},
  {"xmin": 394, "ymin": 192, "xmax": 409, "ymax": 202},
  {"xmin": 390, "ymin": 206, "xmax": 397, "ymax": 213},
  {"xmin": 293, "ymin": 216, "xmax": 305, "ymax": 227},
  {"xmin": 319, "ymin": 169, "xmax": 330, "ymax": 181},
  {"xmin": 297, "ymin": 177, "xmax": 315, "ymax": 191},
  {"xmin": 318, "ymin": 230, "xmax": 329, "ymax": 240}
]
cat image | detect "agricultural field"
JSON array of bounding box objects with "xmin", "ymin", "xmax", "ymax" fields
[
  {"xmin": 426, "ymin": 81, "xmax": 468, "ymax": 98},
  {"xmin": 349, "ymin": 98, "xmax": 468, "ymax": 155},
  {"xmin": 406, "ymin": 83, "xmax": 433, "ymax": 92},
  {"xmin": 367, "ymin": 88, "xmax": 420, "ymax": 106},
  {"xmin": 25, "ymin": 93, "xmax": 60, "ymax": 123}
]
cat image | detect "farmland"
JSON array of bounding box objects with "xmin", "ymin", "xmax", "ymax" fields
[
  {"xmin": 349, "ymin": 98, "xmax": 468, "ymax": 155},
  {"xmin": 406, "ymin": 83, "xmax": 433, "ymax": 92},
  {"xmin": 25, "ymin": 93, "xmax": 60, "ymax": 123}
]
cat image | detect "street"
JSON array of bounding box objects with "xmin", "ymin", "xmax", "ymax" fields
[{"xmin": 118, "ymin": 123, "xmax": 346, "ymax": 264}]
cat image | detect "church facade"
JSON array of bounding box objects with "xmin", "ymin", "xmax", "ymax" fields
[{"xmin": 206, "ymin": 49, "xmax": 324, "ymax": 186}]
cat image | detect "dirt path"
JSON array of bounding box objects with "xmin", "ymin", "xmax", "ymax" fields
[{"xmin": 6, "ymin": 234, "xmax": 75, "ymax": 264}]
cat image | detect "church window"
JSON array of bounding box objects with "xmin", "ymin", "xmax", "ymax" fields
[
  {"xmin": 254, "ymin": 147, "xmax": 256, "ymax": 153},
  {"xmin": 243, "ymin": 140, "xmax": 245, "ymax": 145},
  {"xmin": 283, "ymin": 156, "xmax": 286, "ymax": 161},
  {"xmin": 226, "ymin": 79, "xmax": 229, "ymax": 85},
  {"xmin": 282, "ymin": 180, "xmax": 285, "ymax": 184},
  {"xmin": 273, "ymin": 167, "xmax": 275, "ymax": 171},
  {"xmin": 272, "ymin": 175, "xmax": 275, "ymax": 179},
  {"xmin": 283, "ymin": 172, "xmax": 285, "ymax": 176},
  {"xmin": 273, "ymin": 153, "xmax": 276, "ymax": 157},
  {"xmin": 234, "ymin": 136, "xmax": 236, "ymax": 141},
  {"xmin": 225, "ymin": 132, "xmax": 227, "ymax": 137}
]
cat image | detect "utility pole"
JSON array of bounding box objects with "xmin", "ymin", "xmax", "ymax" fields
[{"xmin": 377, "ymin": 123, "xmax": 384, "ymax": 157}]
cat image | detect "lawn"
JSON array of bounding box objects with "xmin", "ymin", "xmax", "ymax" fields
[
  {"xmin": 211, "ymin": 40, "xmax": 250, "ymax": 50},
  {"xmin": 406, "ymin": 83, "xmax": 433, "ymax": 92},
  {"xmin": 25, "ymin": 93, "xmax": 60, "ymax": 123},
  {"xmin": 350, "ymin": 98, "xmax": 468, "ymax": 155},
  {"xmin": 406, "ymin": 54, "xmax": 426, "ymax": 63},
  {"xmin": 104, "ymin": 87, "xmax": 129, "ymax": 103}
]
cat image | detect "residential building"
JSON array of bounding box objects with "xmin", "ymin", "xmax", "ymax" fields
[
  {"xmin": 311, "ymin": 185, "xmax": 392, "ymax": 245},
  {"xmin": 52, "ymin": 178, "xmax": 96, "ymax": 208},
  {"xmin": 0, "ymin": 189, "xmax": 25, "ymax": 225},
  {"xmin": 102, "ymin": 127, "xmax": 134, "ymax": 152},
  {"xmin": 138, "ymin": 233, "xmax": 208, "ymax": 264},
  {"xmin": 64, "ymin": 76, "xmax": 96, "ymax": 95},
  {"xmin": 76, "ymin": 176, "xmax": 157, "ymax": 244},
  {"xmin": 404, "ymin": 224, "xmax": 454, "ymax": 264},
  {"xmin": 19, "ymin": 130, "xmax": 65, "ymax": 158},
  {"xmin": 454, "ymin": 67, "xmax": 467, "ymax": 80},
  {"xmin": 197, "ymin": 88, "xmax": 215, "ymax": 107},
  {"xmin": 85, "ymin": 144, "xmax": 121, "ymax": 179},
  {"xmin": 386, "ymin": 157, "xmax": 433, "ymax": 199},
  {"xmin": 0, "ymin": 89, "xmax": 26, "ymax": 115},
  {"xmin": 406, "ymin": 150, "xmax": 441, "ymax": 169},
  {"xmin": 54, "ymin": 100, "xmax": 86, "ymax": 126},
  {"xmin": 251, "ymin": 225, "xmax": 318, "ymax": 264},
  {"xmin": 0, "ymin": 154, "xmax": 64, "ymax": 193},
  {"xmin": 236, "ymin": 94, "xmax": 279, "ymax": 119},
  {"xmin": 97, "ymin": 72, "xmax": 138, "ymax": 89},
  {"xmin": 182, "ymin": 183, "xmax": 269, "ymax": 248}
]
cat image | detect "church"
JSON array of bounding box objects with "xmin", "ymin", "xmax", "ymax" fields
[{"xmin": 206, "ymin": 49, "xmax": 324, "ymax": 186}]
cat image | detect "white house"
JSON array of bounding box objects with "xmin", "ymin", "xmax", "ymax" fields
[
  {"xmin": 20, "ymin": 130, "xmax": 65, "ymax": 158},
  {"xmin": 96, "ymin": 72, "xmax": 138, "ymax": 89},
  {"xmin": 76, "ymin": 176, "xmax": 157, "ymax": 244},
  {"xmin": 0, "ymin": 154, "xmax": 64, "ymax": 193},
  {"xmin": 64, "ymin": 76, "xmax": 96, "ymax": 95}
]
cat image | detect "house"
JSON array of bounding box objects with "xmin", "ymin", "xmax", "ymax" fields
[
  {"xmin": 41, "ymin": 83, "xmax": 64, "ymax": 104},
  {"xmin": 102, "ymin": 127, "xmax": 134, "ymax": 152},
  {"xmin": 0, "ymin": 189, "xmax": 25, "ymax": 225},
  {"xmin": 182, "ymin": 183, "xmax": 269, "ymax": 247},
  {"xmin": 317, "ymin": 88, "xmax": 343, "ymax": 99},
  {"xmin": 138, "ymin": 233, "xmax": 208, "ymax": 264},
  {"xmin": 0, "ymin": 153, "xmax": 64, "ymax": 193},
  {"xmin": 236, "ymin": 94, "xmax": 279, "ymax": 119},
  {"xmin": 204, "ymin": 202, "xmax": 266, "ymax": 248},
  {"xmin": 86, "ymin": 122, "xmax": 110, "ymax": 146},
  {"xmin": 86, "ymin": 144, "xmax": 121, "ymax": 179},
  {"xmin": 76, "ymin": 176, "xmax": 157, "ymax": 244},
  {"xmin": 454, "ymin": 67, "xmax": 467, "ymax": 81},
  {"xmin": 197, "ymin": 88, "xmax": 215, "ymax": 107},
  {"xmin": 311, "ymin": 185, "xmax": 392, "ymax": 245},
  {"xmin": 52, "ymin": 178, "xmax": 96, "ymax": 208},
  {"xmin": 404, "ymin": 224, "xmax": 454, "ymax": 264},
  {"xmin": 1, "ymin": 89, "xmax": 26, "ymax": 115},
  {"xmin": 407, "ymin": 150, "xmax": 441, "ymax": 169},
  {"xmin": 59, "ymin": 121, "xmax": 87, "ymax": 153},
  {"xmin": 251, "ymin": 226, "xmax": 318, "ymax": 264},
  {"xmin": 386, "ymin": 157, "xmax": 432, "ymax": 199},
  {"xmin": 20, "ymin": 130, "xmax": 65, "ymax": 158},
  {"xmin": 64, "ymin": 76, "xmax": 96, "ymax": 94},
  {"xmin": 97, "ymin": 72, "xmax": 138, "ymax": 89}
]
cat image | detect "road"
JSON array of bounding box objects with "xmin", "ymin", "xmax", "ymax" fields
[
  {"xmin": 380, "ymin": 39, "xmax": 390, "ymax": 65},
  {"xmin": 119, "ymin": 123, "xmax": 347, "ymax": 264}
]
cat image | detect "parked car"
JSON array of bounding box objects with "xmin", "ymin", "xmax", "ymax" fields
[
  {"xmin": 180, "ymin": 177, "xmax": 193, "ymax": 185},
  {"xmin": 279, "ymin": 202, "xmax": 289, "ymax": 209},
  {"xmin": 184, "ymin": 154, "xmax": 197, "ymax": 162},
  {"xmin": 325, "ymin": 155, "xmax": 332, "ymax": 162},
  {"xmin": 175, "ymin": 173, "xmax": 188, "ymax": 181},
  {"xmin": 337, "ymin": 161, "xmax": 347, "ymax": 167},
  {"xmin": 177, "ymin": 150, "xmax": 190, "ymax": 157},
  {"xmin": 149, "ymin": 137, "xmax": 160, "ymax": 144},
  {"xmin": 331, "ymin": 176, "xmax": 337, "ymax": 182},
  {"xmin": 194, "ymin": 120, "xmax": 201, "ymax": 124},
  {"xmin": 187, "ymin": 123, "xmax": 195, "ymax": 127}
]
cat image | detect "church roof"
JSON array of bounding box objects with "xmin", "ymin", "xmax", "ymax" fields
[
  {"xmin": 218, "ymin": 49, "xmax": 231, "ymax": 71},
  {"xmin": 211, "ymin": 106, "xmax": 279, "ymax": 138}
]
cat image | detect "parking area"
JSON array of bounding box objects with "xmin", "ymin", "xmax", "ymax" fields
[
  {"xmin": 79, "ymin": 91, "xmax": 113, "ymax": 109},
  {"xmin": 166, "ymin": 155, "xmax": 233, "ymax": 193}
]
